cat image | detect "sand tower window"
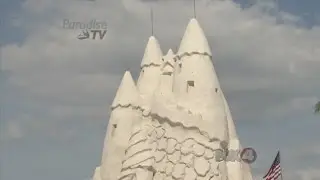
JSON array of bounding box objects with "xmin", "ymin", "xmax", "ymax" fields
[
  {"xmin": 215, "ymin": 88, "xmax": 218, "ymax": 92},
  {"xmin": 178, "ymin": 63, "xmax": 182, "ymax": 73},
  {"xmin": 188, "ymin": 81, "xmax": 194, "ymax": 87},
  {"xmin": 187, "ymin": 80, "xmax": 194, "ymax": 92},
  {"xmin": 111, "ymin": 124, "xmax": 117, "ymax": 136},
  {"xmin": 163, "ymin": 72, "xmax": 172, "ymax": 76}
]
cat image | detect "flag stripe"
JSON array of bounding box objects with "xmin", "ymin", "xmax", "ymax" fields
[
  {"xmin": 266, "ymin": 168, "xmax": 281, "ymax": 179},
  {"xmin": 263, "ymin": 151, "xmax": 282, "ymax": 180},
  {"xmin": 266, "ymin": 167, "xmax": 281, "ymax": 177},
  {"xmin": 267, "ymin": 172, "xmax": 281, "ymax": 180},
  {"xmin": 266, "ymin": 169, "xmax": 281, "ymax": 179}
]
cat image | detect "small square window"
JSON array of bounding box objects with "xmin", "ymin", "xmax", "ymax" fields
[
  {"xmin": 163, "ymin": 72, "xmax": 172, "ymax": 76},
  {"xmin": 187, "ymin": 81, "xmax": 194, "ymax": 87},
  {"xmin": 111, "ymin": 124, "xmax": 117, "ymax": 136},
  {"xmin": 187, "ymin": 80, "xmax": 195, "ymax": 93},
  {"xmin": 178, "ymin": 63, "xmax": 182, "ymax": 73}
]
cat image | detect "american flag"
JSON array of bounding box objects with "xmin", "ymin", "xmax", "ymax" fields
[{"xmin": 263, "ymin": 151, "xmax": 282, "ymax": 180}]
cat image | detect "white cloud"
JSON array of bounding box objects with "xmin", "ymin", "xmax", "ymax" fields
[
  {"xmin": 2, "ymin": 0, "xmax": 320, "ymax": 137},
  {"xmin": 3, "ymin": 121, "xmax": 24, "ymax": 140},
  {"xmin": 291, "ymin": 97, "xmax": 319, "ymax": 110},
  {"xmin": 3, "ymin": 0, "xmax": 319, "ymax": 90},
  {"xmin": 297, "ymin": 168, "xmax": 320, "ymax": 180},
  {"xmin": 301, "ymin": 145, "xmax": 320, "ymax": 156}
]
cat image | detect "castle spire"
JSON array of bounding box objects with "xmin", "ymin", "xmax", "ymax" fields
[
  {"xmin": 137, "ymin": 36, "xmax": 163, "ymax": 102},
  {"xmin": 160, "ymin": 49, "xmax": 175, "ymax": 75},
  {"xmin": 140, "ymin": 36, "xmax": 163, "ymax": 67},
  {"xmin": 163, "ymin": 48, "xmax": 174, "ymax": 66},
  {"xmin": 178, "ymin": 18, "xmax": 212, "ymax": 56},
  {"xmin": 166, "ymin": 48, "xmax": 174, "ymax": 56},
  {"xmin": 92, "ymin": 167, "xmax": 101, "ymax": 180},
  {"xmin": 111, "ymin": 71, "xmax": 139, "ymax": 108},
  {"xmin": 173, "ymin": 18, "xmax": 219, "ymax": 100},
  {"xmin": 221, "ymin": 92, "xmax": 238, "ymax": 140}
]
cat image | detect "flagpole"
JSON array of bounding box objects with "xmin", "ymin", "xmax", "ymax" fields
[
  {"xmin": 274, "ymin": 0, "xmax": 279, "ymax": 22},
  {"xmin": 150, "ymin": 7, "xmax": 154, "ymax": 36},
  {"xmin": 193, "ymin": 0, "xmax": 196, "ymax": 18},
  {"xmin": 280, "ymin": 151, "xmax": 284, "ymax": 180}
]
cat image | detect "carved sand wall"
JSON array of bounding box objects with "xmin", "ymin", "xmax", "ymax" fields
[{"xmin": 117, "ymin": 115, "xmax": 229, "ymax": 180}]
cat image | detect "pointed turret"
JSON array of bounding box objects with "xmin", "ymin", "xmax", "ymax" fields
[
  {"xmin": 92, "ymin": 167, "xmax": 101, "ymax": 180},
  {"xmin": 140, "ymin": 36, "xmax": 163, "ymax": 67},
  {"xmin": 111, "ymin": 71, "xmax": 139, "ymax": 108},
  {"xmin": 166, "ymin": 49, "xmax": 174, "ymax": 58},
  {"xmin": 222, "ymin": 93, "xmax": 238, "ymax": 140},
  {"xmin": 137, "ymin": 36, "xmax": 163, "ymax": 104},
  {"xmin": 167, "ymin": 48, "xmax": 174, "ymax": 55},
  {"xmin": 172, "ymin": 18, "xmax": 228, "ymax": 142},
  {"xmin": 178, "ymin": 18, "xmax": 212, "ymax": 56},
  {"xmin": 161, "ymin": 49, "xmax": 175, "ymax": 72},
  {"xmin": 173, "ymin": 18, "xmax": 224, "ymax": 111},
  {"xmin": 221, "ymin": 92, "xmax": 242, "ymax": 180},
  {"xmin": 100, "ymin": 71, "xmax": 140, "ymax": 180},
  {"xmin": 221, "ymin": 92, "xmax": 253, "ymax": 180},
  {"xmin": 165, "ymin": 48, "xmax": 174, "ymax": 62},
  {"xmin": 154, "ymin": 49, "xmax": 176, "ymax": 104}
]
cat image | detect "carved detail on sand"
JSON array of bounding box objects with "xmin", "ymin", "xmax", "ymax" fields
[
  {"xmin": 117, "ymin": 118, "xmax": 227, "ymax": 180},
  {"xmin": 110, "ymin": 103, "xmax": 226, "ymax": 143}
]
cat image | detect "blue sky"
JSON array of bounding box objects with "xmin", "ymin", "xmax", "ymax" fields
[{"xmin": 1, "ymin": 0, "xmax": 320, "ymax": 180}]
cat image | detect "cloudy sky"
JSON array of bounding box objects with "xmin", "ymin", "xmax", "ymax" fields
[{"xmin": 1, "ymin": 0, "xmax": 320, "ymax": 180}]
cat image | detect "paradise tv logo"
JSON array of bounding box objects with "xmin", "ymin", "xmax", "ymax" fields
[{"xmin": 63, "ymin": 19, "xmax": 108, "ymax": 40}]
